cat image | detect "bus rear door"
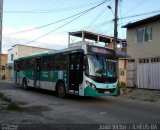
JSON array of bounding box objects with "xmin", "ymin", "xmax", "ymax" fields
[
  {"xmin": 34, "ymin": 58, "xmax": 41, "ymax": 87},
  {"xmin": 14, "ymin": 60, "xmax": 20, "ymax": 84}
]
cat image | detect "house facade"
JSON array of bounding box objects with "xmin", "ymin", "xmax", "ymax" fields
[
  {"xmin": 0, "ymin": 53, "xmax": 7, "ymax": 78},
  {"xmin": 123, "ymin": 14, "xmax": 160, "ymax": 90},
  {"xmin": 7, "ymin": 44, "xmax": 52, "ymax": 79}
]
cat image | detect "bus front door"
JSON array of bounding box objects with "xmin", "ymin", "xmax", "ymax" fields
[
  {"xmin": 34, "ymin": 58, "xmax": 41, "ymax": 87},
  {"xmin": 69, "ymin": 52, "xmax": 83, "ymax": 94}
]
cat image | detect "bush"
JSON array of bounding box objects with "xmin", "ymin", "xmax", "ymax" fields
[
  {"xmin": 0, "ymin": 92, "xmax": 4, "ymax": 99},
  {"xmin": 3, "ymin": 96, "xmax": 11, "ymax": 102},
  {"xmin": 0, "ymin": 92, "xmax": 11, "ymax": 102},
  {"xmin": 119, "ymin": 82, "xmax": 127, "ymax": 94},
  {"xmin": 7, "ymin": 102, "xmax": 21, "ymax": 111},
  {"xmin": 1, "ymin": 75, "xmax": 6, "ymax": 80}
]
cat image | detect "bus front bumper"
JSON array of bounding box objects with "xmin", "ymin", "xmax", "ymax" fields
[{"xmin": 84, "ymin": 86, "xmax": 119, "ymax": 97}]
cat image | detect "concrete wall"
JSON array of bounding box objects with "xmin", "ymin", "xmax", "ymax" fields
[
  {"xmin": 0, "ymin": 54, "xmax": 7, "ymax": 77},
  {"xmin": 118, "ymin": 59, "xmax": 126, "ymax": 84},
  {"xmin": 1, "ymin": 54, "xmax": 7, "ymax": 66},
  {"xmin": 7, "ymin": 45, "xmax": 18, "ymax": 63},
  {"xmin": 5, "ymin": 68, "xmax": 12, "ymax": 79},
  {"xmin": 7, "ymin": 44, "xmax": 51, "ymax": 79},
  {"xmin": 8, "ymin": 45, "xmax": 51, "ymax": 64},
  {"xmin": 18, "ymin": 45, "xmax": 50, "ymax": 58},
  {"xmin": 127, "ymin": 20, "xmax": 160, "ymax": 59}
]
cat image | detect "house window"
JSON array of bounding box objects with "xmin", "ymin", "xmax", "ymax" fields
[
  {"xmin": 137, "ymin": 26, "xmax": 152, "ymax": 43},
  {"xmin": 11, "ymin": 54, "xmax": 14, "ymax": 61}
]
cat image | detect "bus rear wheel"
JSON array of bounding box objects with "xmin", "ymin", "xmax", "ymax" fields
[
  {"xmin": 22, "ymin": 79, "xmax": 28, "ymax": 89},
  {"xmin": 57, "ymin": 82, "xmax": 66, "ymax": 98}
]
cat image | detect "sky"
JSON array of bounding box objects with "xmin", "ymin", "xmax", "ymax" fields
[{"xmin": 2, "ymin": 0, "xmax": 160, "ymax": 53}]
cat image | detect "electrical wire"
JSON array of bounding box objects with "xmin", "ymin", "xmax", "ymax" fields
[
  {"xmin": 121, "ymin": 9, "xmax": 160, "ymax": 20},
  {"xmin": 4, "ymin": 0, "xmax": 103, "ymax": 14},
  {"xmin": 86, "ymin": 5, "xmax": 108, "ymax": 30},
  {"xmin": 123, "ymin": 0, "xmax": 147, "ymax": 16},
  {"xmin": 21, "ymin": 0, "xmax": 110, "ymax": 45},
  {"xmin": 18, "ymin": 0, "xmax": 65, "ymax": 28},
  {"xmin": 5, "ymin": 0, "xmax": 111, "ymax": 35},
  {"xmin": 6, "ymin": 8, "xmax": 160, "ymax": 36}
]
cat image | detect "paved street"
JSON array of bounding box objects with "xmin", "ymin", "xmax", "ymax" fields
[{"xmin": 0, "ymin": 81, "xmax": 160, "ymax": 129}]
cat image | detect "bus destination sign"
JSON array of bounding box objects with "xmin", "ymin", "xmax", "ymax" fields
[{"xmin": 88, "ymin": 46, "xmax": 114, "ymax": 55}]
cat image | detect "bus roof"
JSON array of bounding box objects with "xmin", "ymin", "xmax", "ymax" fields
[
  {"xmin": 16, "ymin": 44, "xmax": 115, "ymax": 60},
  {"xmin": 17, "ymin": 45, "xmax": 83, "ymax": 60}
]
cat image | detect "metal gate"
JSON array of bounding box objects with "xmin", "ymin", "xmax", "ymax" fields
[
  {"xmin": 138, "ymin": 57, "xmax": 160, "ymax": 90},
  {"xmin": 126, "ymin": 59, "xmax": 135, "ymax": 87}
]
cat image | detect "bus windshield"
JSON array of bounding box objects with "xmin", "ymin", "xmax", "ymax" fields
[{"xmin": 87, "ymin": 54, "xmax": 116, "ymax": 78}]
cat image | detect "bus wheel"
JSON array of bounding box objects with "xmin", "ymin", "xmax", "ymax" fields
[
  {"xmin": 57, "ymin": 82, "xmax": 66, "ymax": 98},
  {"xmin": 22, "ymin": 79, "xmax": 28, "ymax": 89}
]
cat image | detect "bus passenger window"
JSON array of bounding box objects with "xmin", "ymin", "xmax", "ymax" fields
[{"xmin": 54, "ymin": 54, "xmax": 67, "ymax": 70}]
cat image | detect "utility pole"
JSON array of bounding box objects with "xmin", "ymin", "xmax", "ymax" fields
[
  {"xmin": 114, "ymin": 0, "xmax": 119, "ymax": 91},
  {"xmin": 0, "ymin": 0, "xmax": 3, "ymax": 78},
  {"xmin": 113, "ymin": 0, "xmax": 118, "ymax": 50}
]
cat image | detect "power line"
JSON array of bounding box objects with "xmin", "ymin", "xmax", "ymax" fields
[
  {"xmin": 123, "ymin": 0, "xmax": 147, "ymax": 16},
  {"xmin": 5, "ymin": 0, "xmax": 111, "ymax": 35},
  {"xmin": 4, "ymin": 0, "xmax": 103, "ymax": 14},
  {"xmin": 15, "ymin": 0, "xmax": 60, "ymax": 29},
  {"xmin": 4, "ymin": 3, "xmax": 160, "ymax": 39},
  {"xmin": 121, "ymin": 9, "xmax": 160, "ymax": 20},
  {"xmin": 6, "ymin": 8, "xmax": 160, "ymax": 36},
  {"xmin": 4, "ymin": 20, "xmax": 113, "ymax": 40},
  {"xmin": 21, "ymin": 0, "xmax": 110, "ymax": 45},
  {"xmin": 86, "ymin": 5, "xmax": 108, "ymax": 30}
]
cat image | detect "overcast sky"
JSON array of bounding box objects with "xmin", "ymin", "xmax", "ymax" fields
[{"xmin": 2, "ymin": 0, "xmax": 160, "ymax": 53}]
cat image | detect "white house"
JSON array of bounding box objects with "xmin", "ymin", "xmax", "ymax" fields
[
  {"xmin": 123, "ymin": 14, "xmax": 160, "ymax": 90},
  {"xmin": 7, "ymin": 44, "xmax": 52, "ymax": 79}
]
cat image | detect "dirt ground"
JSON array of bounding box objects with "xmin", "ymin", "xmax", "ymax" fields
[{"xmin": 117, "ymin": 88, "xmax": 160, "ymax": 104}]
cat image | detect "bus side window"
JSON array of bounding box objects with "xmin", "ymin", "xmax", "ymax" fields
[
  {"xmin": 37, "ymin": 64, "xmax": 40, "ymax": 71},
  {"xmin": 14, "ymin": 60, "xmax": 17, "ymax": 71},
  {"xmin": 14, "ymin": 60, "xmax": 20, "ymax": 72},
  {"xmin": 83, "ymin": 55, "xmax": 87, "ymax": 70},
  {"xmin": 36, "ymin": 58, "xmax": 41, "ymax": 72},
  {"xmin": 21, "ymin": 60, "xmax": 27, "ymax": 70},
  {"xmin": 17, "ymin": 61, "xmax": 20, "ymax": 72},
  {"xmin": 54, "ymin": 54, "xmax": 67, "ymax": 70},
  {"xmin": 27, "ymin": 58, "xmax": 34, "ymax": 70},
  {"xmin": 42, "ymin": 55, "xmax": 53, "ymax": 71},
  {"xmin": 42, "ymin": 56, "xmax": 49, "ymax": 71},
  {"xmin": 47, "ymin": 55, "xmax": 53, "ymax": 70}
]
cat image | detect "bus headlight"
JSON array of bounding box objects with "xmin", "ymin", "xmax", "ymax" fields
[
  {"xmin": 86, "ymin": 81, "xmax": 96, "ymax": 89},
  {"xmin": 91, "ymin": 84, "xmax": 96, "ymax": 89}
]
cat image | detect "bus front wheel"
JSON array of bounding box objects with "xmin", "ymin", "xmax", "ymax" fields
[
  {"xmin": 22, "ymin": 79, "xmax": 28, "ymax": 89},
  {"xmin": 56, "ymin": 82, "xmax": 66, "ymax": 98}
]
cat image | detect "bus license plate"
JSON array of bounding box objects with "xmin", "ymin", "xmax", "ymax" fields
[{"xmin": 104, "ymin": 91, "xmax": 110, "ymax": 94}]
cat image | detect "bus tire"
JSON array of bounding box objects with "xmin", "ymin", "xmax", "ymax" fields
[
  {"xmin": 56, "ymin": 82, "xmax": 66, "ymax": 98},
  {"xmin": 22, "ymin": 78, "xmax": 28, "ymax": 90}
]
